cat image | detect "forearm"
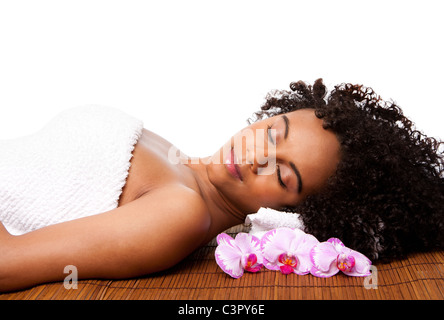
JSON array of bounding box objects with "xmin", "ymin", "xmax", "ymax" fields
[
  {"xmin": 0, "ymin": 223, "xmax": 23, "ymax": 292},
  {"xmin": 0, "ymin": 232, "xmax": 33, "ymax": 293},
  {"xmin": 0, "ymin": 213, "xmax": 132, "ymax": 292},
  {"xmin": 0, "ymin": 223, "xmax": 82, "ymax": 292}
]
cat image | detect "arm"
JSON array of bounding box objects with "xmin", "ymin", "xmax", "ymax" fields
[
  {"xmin": 0, "ymin": 186, "xmax": 210, "ymax": 292},
  {"xmin": 0, "ymin": 222, "xmax": 12, "ymax": 240}
]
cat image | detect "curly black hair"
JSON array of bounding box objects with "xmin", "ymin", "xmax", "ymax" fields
[{"xmin": 250, "ymin": 78, "xmax": 444, "ymax": 261}]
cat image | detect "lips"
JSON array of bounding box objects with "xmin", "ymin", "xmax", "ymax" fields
[{"xmin": 225, "ymin": 148, "xmax": 243, "ymax": 181}]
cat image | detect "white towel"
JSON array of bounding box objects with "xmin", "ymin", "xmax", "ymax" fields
[
  {"xmin": 245, "ymin": 207, "xmax": 304, "ymax": 239},
  {"xmin": 0, "ymin": 105, "xmax": 143, "ymax": 235}
]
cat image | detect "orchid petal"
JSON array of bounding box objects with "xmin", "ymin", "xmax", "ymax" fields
[
  {"xmin": 342, "ymin": 250, "xmax": 372, "ymax": 277},
  {"xmin": 287, "ymin": 228, "xmax": 308, "ymax": 252},
  {"xmin": 261, "ymin": 227, "xmax": 317, "ymax": 275},
  {"xmin": 310, "ymin": 263, "xmax": 339, "ymax": 278},
  {"xmin": 217, "ymin": 233, "xmax": 236, "ymax": 247},
  {"xmin": 246, "ymin": 264, "xmax": 262, "ymax": 273},
  {"xmin": 246, "ymin": 253, "xmax": 258, "ymax": 266},
  {"xmin": 260, "ymin": 228, "xmax": 295, "ymax": 270},
  {"xmin": 261, "ymin": 228, "xmax": 295, "ymax": 255},
  {"xmin": 337, "ymin": 254, "xmax": 356, "ymax": 272},
  {"xmin": 309, "ymin": 242, "xmax": 339, "ymax": 278},
  {"xmin": 278, "ymin": 253, "xmax": 297, "ymax": 266},
  {"xmin": 327, "ymin": 238, "xmax": 345, "ymax": 251},
  {"xmin": 215, "ymin": 233, "xmax": 244, "ymax": 278},
  {"xmin": 235, "ymin": 233, "xmax": 262, "ymax": 256},
  {"xmin": 244, "ymin": 253, "xmax": 263, "ymax": 273},
  {"xmin": 294, "ymin": 234, "xmax": 319, "ymax": 275},
  {"xmin": 235, "ymin": 233, "xmax": 264, "ymax": 270},
  {"xmin": 280, "ymin": 264, "xmax": 294, "ymax": 275}
]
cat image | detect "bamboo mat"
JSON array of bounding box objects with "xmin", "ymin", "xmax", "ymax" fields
[{"xmin": 1, "ymin": 225, "xmax": 443, "ymax": 300}]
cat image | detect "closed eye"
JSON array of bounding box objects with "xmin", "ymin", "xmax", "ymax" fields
[{"xmin": 276, "ymin": 165, "xmax": 287, "ymax": 189}]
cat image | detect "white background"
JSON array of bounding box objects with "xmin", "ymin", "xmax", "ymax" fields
[{"xmin": 0, "ymin": 0, "xmax": 443, "ymax": 157}]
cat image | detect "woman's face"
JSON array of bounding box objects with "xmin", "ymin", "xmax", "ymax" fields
[{"xmin": 206, "ymin": 109, "xmax": 341, "ymax": 214}]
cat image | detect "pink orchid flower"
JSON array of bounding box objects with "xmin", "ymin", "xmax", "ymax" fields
[
  {"xmin": 310, "ymin": 238, "xmax": 372, "ymax": 277},
  {"xmin": 215, "ymin": 233, "xmax": 263, "ymax": 278},
  {"xmin": 260, "ymin": 227, "xmax": 319, "ymax": 275}
]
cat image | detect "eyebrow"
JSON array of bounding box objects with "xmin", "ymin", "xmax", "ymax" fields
[
  {"xmin": 290, "ymin": 162, "xmax": 303, "ymax": 194},
  {"xmin": 281, "ymin": 115, "xmax": 303, "ymax": 194},
  {"xmin": 282, "ymin": 114, "xmax": 289, "ymax": 139}
]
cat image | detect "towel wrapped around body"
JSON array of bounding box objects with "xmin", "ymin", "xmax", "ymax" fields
[{"xmin": 0, "ymin": 105, "xmax": 143, "ymax": 235}]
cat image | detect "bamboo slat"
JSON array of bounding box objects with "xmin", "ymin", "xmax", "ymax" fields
[{"xmin": 1, "ymin": 225, "xmax": 443, "ymax": 300}]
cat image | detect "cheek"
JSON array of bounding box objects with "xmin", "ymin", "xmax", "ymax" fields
[
  {"xmin": 249, "ymin": 175, "xmax": 301, "ymax": 208},
  {"xmin": 245, "ymin": 179, "xmax": 288, "ymax": 207},
  {"xmin": 207, "ymin": 164, "xmax": 293, "ymax": 210},
  {"xmin": 216, "ymin": 182, "xmax": 264, "ymax": 213}
]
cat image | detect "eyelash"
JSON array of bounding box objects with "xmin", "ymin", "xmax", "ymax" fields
[
  {"xmin": 268, "ymin": 125, "xmax": 286, "ymax": 189},
  {"xmin": 276, "ymin": 165, "xmax": 287, "ymax": 189}
]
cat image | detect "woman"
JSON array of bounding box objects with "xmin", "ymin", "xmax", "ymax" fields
[{"xmin": 1, "ymin": 79, "xmax": 443, "ymax": 292}]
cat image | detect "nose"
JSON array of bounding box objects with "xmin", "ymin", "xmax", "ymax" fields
[{"xmin": 247, "ymin": 146, "xmax": 277, "ymax": 176}]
